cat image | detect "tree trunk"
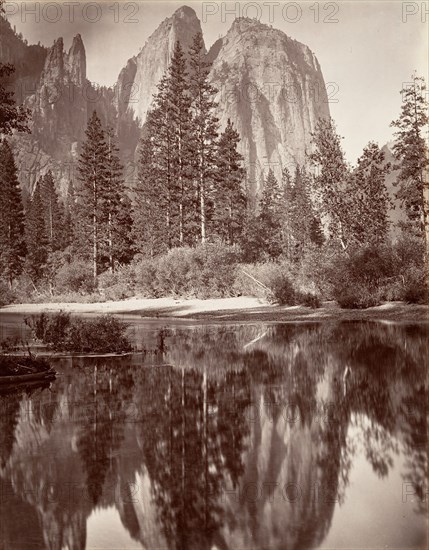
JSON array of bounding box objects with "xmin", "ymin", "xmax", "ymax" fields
[
  {"xmin": 93, "ymin": 210, "xmax": 98, "ymax": 282},
  {"xmin": 108, "ymin": 211, "xmax": 113, "ymax": 273},
  {"xmin": 200, "ymin": 171, "xmax": 206, "ymax": 243},
  {"xmin": 179, "ymin": 130, "xmax": 184, "ymax": 245},
  {"xmin": 179, "ymin": 202, "xmax": 183, "ymax": 245}
]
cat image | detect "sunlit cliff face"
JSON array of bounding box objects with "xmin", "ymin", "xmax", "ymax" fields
[
  {"xmin": 0, "ymin": 322, "xmax": 427, "ymax": 550},
  {"xmin": 2, "ymin": 5, "xmax": 329, "ymax": 197}
]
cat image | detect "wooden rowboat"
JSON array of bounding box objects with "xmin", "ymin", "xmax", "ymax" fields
[
  {"xmin": 0, "ymin": 355, "xmax": 57, "ymax": 386},
  {"xmin": 0, "ymin": 368, "xmax": 56, "ymax": 385}
]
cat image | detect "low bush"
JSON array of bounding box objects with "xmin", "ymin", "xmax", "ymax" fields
[
  {"xmin": 269, "ymin": 272, "xmax": 297, "ymax": 305},
  {"xmin": 27, "ymin": 311, "xmax": 71, "ymax": 349},
  {"xmin": 234, "ymin": 262, "xmax": 288, "ymax": 299},
  {"xmin": 402, "ymin": 265, "xmax": 428, "ymax": 304},
  {"xmin": 136, "ymin": 243, "xmax": 240, "ymax": 298},
  {"xmin": 54, "ymin": 259, "xmax": 95, "ymax": 294},
  {"xmin": 300, "ymin": 292, "xmax": 321, "ymax": 308},
  {"xmin": 332, "ymin": 245, "xmax": 397, "ymax": 309},
  {"xmin": 25, "ymin": 311, "xmax": 132, "ymax": 353},
  {"xmin": 98, "ymin": 265, "xmax": 136, "ymax": 301},
  {"xmin": 0, "ymin": 280, "xmax": 15, "ymax": 306},
  {"xmin": 335, "ymin": 283, "xmax": 382, "ymax": 309},
  {"xmin": 0, "ymin": 274, "xmax": 37, "ymax": 306},
  {"xmin": 392, "ymin": 233, "xmax": 427, "ymax": 304},
  {"xmin": 234, "ymin": 262, "xmax": 302, "ymax": 305},
  {"xmin": 295, "ymin": 244, "xmax": 341, "ymax": 299},
  {"xmin": 62, "ymin": 316, "xmax": 132, "ymax": 353}
]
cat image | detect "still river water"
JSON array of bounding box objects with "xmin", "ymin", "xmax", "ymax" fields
[{"xmin": 0, "ymin": 317, "xmax": 427, "ymax": 549}]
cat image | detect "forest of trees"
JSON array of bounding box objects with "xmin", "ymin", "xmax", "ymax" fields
[{"xmin": 0, "ymin": 25, "xmax": 428, "ymax": 308}]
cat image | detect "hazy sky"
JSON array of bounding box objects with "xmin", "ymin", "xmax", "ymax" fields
[{"xmin": 4, "ymin": 1, "xmax": 428, "ymax": 163}]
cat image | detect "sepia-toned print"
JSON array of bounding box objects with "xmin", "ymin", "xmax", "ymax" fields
[{"xmin": 0, "ymin": 2, "xmax": 427, "ymax": 549}]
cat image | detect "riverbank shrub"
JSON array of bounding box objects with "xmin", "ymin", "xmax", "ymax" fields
[
  {"xmin": 54, "ymin": 259, "xmax": 95, "ymax": 294},
  {"xmin": 137, "ymin": 243, "xmax": 240, "ymax": 298},
  {"xmin": 0, "ymin": 281, "xmax": 14, "ymax": 306},
  {"xmin": 401, "ymin": 265, "xmax": 427, "ymax": 304},
  {"xmin": 332, "ymin": 245, "xmax": 396, "ymax": 309},
  {"xmin": 98, "ymin": 265, "xmax": 136, "ymax": 301},
  {"xmin": 25, "ymin": 311, "xmax": 132, "ymax": 353}
]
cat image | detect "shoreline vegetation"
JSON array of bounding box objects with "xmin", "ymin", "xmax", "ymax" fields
[
  {"xmin": 0, "ymin": 16, "xmax": 427, "ymax": 320},
  {"xmin": 1, "ymin": 297, "xmax": 428, "ymax": 323}
]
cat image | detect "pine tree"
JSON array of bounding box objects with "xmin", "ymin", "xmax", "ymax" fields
[
  {"xmin": 168, "ymin": 41, "xmax": 194, "ymax": 245},
  {"xmin": 279, "ymin": 167, "xmax": 294, "ymax": 258},
  {"xmin": 350, "ymin": 142, "xmax": 391, "ymax": 246},
  {"xmin": 289, "ymin": 167, "xmax": 315, "ymax": 257},
  {"xmin": 258, "ymin": 169, "xmax": 283, "ymax": 259},
  {"xmin": 213, "ymin": 119, "xmax": 246, "ymax": 245},
  {"xmin": 150, "ymin": 75, "xmax": 177, "ymax": 248},
  {"xmin": 111, "ymin": 194, "xmax": 134, "ymax": 266},
  {"xmin": 0, "ymin": 140, "xmax": 26, "ymax": 287},
  {"xmin": 241, "ymin": 209, "xmax": 264, "ymax": 262},
  {"xmin": 188, "ymin": 32, "xmax": 219, "ymax": 243},
  {"xmin": 61, "ymin": 181, "xmax": 75, "ymax": 251},
  {"xmin": 390, "ymin": 75, "xmax": 429, "ymax": 237},
  {"xmin": 309, "ymin": 215, "xmax": 324, "ymax": 247},
  {"xmin": 103, "ymin": 127, "xmax": 133, "ymax": 271},
  {"xmin": 134, "ymin": 129, "xmax": 168, "ymax": 257},
  {"xmin": 310, "ymin": 118, "xmax": 352, "ymax": 250},
  {"xmin": 40, "ymin": 170, "xmax": 63, "ymax": 252},
  {"xmin": 76, "ymin": 111, "xmax": 109, "ymax": 281},
  {"xmin": 25, "ymin": 180, "xmax": 49, "ymax": 282}
]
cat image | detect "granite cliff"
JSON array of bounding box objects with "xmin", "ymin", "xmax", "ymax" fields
[
  {"xmin": 208, "ymin": 17, "xmax": 330, "ymax": 191},
  {"xmin": 1, "ymin": 5, "xmax": 330, "ymax": 196}
]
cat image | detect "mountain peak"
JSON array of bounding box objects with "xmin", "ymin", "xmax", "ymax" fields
[
  {"xmin": 52, "ymin": 36, "xmax": 64, "ymax": 51},
  {"xmin": 173, "ymin": 5, "xmax": 198, "ymax": 19},
  {"xmin": 231, "ymin": 17, "xmax": 270, "ymax": 30},
  {"xmin": 67, "ymin": 33, "xmax": 86, "ymax": 86},
  {"xmin": 71, "ymin": 33, "xmax": 84, "ymax": 47},
  {"xmin": 174, "ymin": 5, "xmax": 197, "ymax": 16},
  {"xmin": 69, "ymin": 33, "xmax": 85, "ymax": 57},
  {"xmin": 118, "ymin": 4, "xmax": 203, "ymax": 125}
]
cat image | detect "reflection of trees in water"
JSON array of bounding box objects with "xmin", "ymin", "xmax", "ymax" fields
[
  {"xmin": 76, "ymin": 361, "xmax": 135, "ymax": 505},
  {"xmin": 0, "ymin": 322, "xmax": 426, "ymax": 549},
  {"xmin": 132, "ymin": 365, "xmax": 252, "ymax": 549},
  {"xmin": 0, "ymin": 391, "xmax": 22, "ymax": 468},
  {"xmin": 0, "ymin": 358, "xmax": 136, "ymax": 550}
]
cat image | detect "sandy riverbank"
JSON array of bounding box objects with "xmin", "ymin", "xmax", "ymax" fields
[{"xmin": 0, "ymin": 296, "xmax": 428, "ymax": 322}]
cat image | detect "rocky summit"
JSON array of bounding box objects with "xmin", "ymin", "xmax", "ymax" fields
[
  {"xmin": 208, "ymin": 16, "xmax": 329, "ymax": 192},
  {"xmin": 118, "ymin": 5, "xmax": 204, "ymax": 126},
  {"xmin": 1, "ymin": 5, "xmax": 330, "ymax": 196}
]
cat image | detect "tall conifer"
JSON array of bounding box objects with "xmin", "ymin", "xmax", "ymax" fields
[
  {"xmin": 0, "ymin": 140, "xmax": 26, "ymax": 287},
  {"xmin": 76, "ymin": 111, "xmax": 109, "ymax": 281},
  {"xmin": 188, "ymin": 32, "xmax": 219, "ymax": 242},
  {"xmin": 213, "ymin": 119, "xmax": 246, "ymax": 245},
  {"xmin": 25, "ymin": 181, "xmax": 49, "ymax": 282}
]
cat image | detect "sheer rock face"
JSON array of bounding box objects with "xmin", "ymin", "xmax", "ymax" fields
[
  {"xmin": 209, "ymin": 18, "xmax": 330, "ymax": 191},
  {"xmin": 0, "ymin": 15, "xmax": 47, "ymax": 101},
  {"xmin": 120, "ymin": 5, "xmax": 204, "ymax": 125},
  {"xmin": 29, "ymin": 35, "xmax": 88, "ymax": 157},
  {"xmin": 9, "ymin": 31, "xmax": 118, "ymax": 195},
  {"xmin": 2, "ymin": 6, "xmax": 330, "ymax": 196}
]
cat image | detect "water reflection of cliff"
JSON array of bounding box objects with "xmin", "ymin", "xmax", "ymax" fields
[{"xmin": 0, "ymin": 322, "xmax": 427, "ymax": 550}]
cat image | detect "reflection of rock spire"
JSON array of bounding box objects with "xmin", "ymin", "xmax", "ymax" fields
[
  {"xmin": 0, "ymin": 323, "xmax": 426, "ymax": 549},
  {"xmin": 343, "ymin": 364, "xmax": 352, "ymax": 396}
]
